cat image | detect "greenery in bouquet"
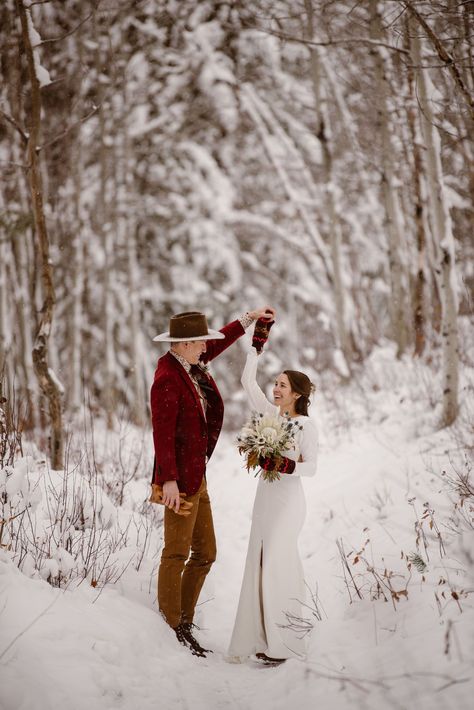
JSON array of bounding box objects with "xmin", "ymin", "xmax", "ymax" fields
[{"xmin": 237, "ymin": 412, "xmax": 302, "ymax": 482}]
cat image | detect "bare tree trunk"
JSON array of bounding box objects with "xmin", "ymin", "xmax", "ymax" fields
[
  {"xmin": 17, "ymin": 0, "xmax": 64, "ymax": 467},
  {"xmin": 99, "ymin": 103, "xmax": 116, "ymax": 430},
  {"xmin": 9, "ymin": 214, "xmax": 37, "ymax": 428},
  {"xmin": 462, "ymin": 2, "xmax": 474, "ymax": 95},
  {"xmin": 405, "ymin": 18, "xmax": 427, "ymax": 357},
  {"xmin": 95, "ymin": 23, "xmax": 115, "ymax": 427},
  {"xmin": 114, "ymin": 82, "xmax": 146, "ymax": 426},
  {"xmin": 2, "ymin": 8, "xmax": 36, "ymax": 425},
  {"xmin": 0, "ymin": 210, "xmax": 12, "ymax": 384},
  {"xmin": 70, "ymin": 143, "xmax": 85, "ymax": 415},
  {"xmin": 304, "ymin": 0, "xmax": 352, "ymax": 370},
  {"xmin": 370, "ymin": 0, "xmax": 408, "ymax": 357},
  {"xmin": 411, "ymin": 22, "xmax": 459, "ymax": 426},
  {"xmin": 126, "ymin": 226, "xmax": 146, "ymax": 426}
]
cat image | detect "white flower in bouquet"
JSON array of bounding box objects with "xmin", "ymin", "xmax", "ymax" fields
[
  {"xmin": 260, "ymin": 426, "xmax": 277, "ymax": 443},
  {"xmin": 237, "ymin": 412, "xmax": 302, "ymax": 482}
]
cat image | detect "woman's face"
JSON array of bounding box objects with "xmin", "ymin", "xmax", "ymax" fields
[{"xmin": 273, "ymin": 373, "xmax": 298, "ymax": 412}]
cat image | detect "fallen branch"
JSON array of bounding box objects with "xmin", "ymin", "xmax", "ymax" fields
[
  {"xmin": 336, "ymin": 538, "xmax": 364, "ymax": 601},
  {"xmin": 0, "ymin": 594, "xmax": 60, "ymax": 661}
]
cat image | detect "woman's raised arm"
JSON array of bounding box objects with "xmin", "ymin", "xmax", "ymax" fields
[{"xmin": 241, "ymin": 350, "xmax": 278, "ymax": 416}]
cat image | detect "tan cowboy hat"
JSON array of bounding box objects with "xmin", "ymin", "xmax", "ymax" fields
[{"xmin": 153, "ymin": 311, "xmax": 225, "ymax": 342}]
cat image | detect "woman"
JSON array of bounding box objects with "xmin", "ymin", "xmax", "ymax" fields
[{"xmin": 228, "ymin": 340, "xmax": 318, "ymax": 665}]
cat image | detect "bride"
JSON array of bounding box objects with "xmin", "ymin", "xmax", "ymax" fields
[{"xmin": 228, "ymin": 318, "xmax": 318, "ymax": 664}]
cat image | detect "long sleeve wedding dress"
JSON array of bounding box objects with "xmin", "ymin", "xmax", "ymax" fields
[{"xmin": 228, "ymin": 350, "xmax": 318, "ymax": 661}]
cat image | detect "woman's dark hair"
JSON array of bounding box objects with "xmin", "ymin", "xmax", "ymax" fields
[{"xmin": 283, "ymin": 370, "xmax": 316, "ymax": 416}]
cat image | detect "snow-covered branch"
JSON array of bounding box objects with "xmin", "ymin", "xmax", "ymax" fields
[
  {"xmin": 402, "ymin": 0, "xmax": 474, "ymax": 119},
  {"xmin": 238, "ymin": 21, "xmax": 411, "ymax": 56}
]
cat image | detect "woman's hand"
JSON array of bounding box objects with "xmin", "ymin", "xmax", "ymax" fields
[
  {"xmin": 247, "ymin": 306, "xmax": 276, "ymax": 322},
  {"xmin": 258, "ymin": 454, "xmax": 295, "ymax": 474},
  {"xmin": 252, "ymin": 318, "xmax": 275, "ymax": 353},
  {"xmin": 248, "ymin": 306, "xmax": 275, "ymax": 353}
]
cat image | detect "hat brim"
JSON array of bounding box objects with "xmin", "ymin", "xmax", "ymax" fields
[{"xmin": 153, "ymin": 328, "xmax": 225, "ymax": 342}]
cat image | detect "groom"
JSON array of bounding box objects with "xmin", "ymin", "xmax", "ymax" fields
[{"xmin": 151, "ymin": 307, "xmax": 275, "ymax": 656}]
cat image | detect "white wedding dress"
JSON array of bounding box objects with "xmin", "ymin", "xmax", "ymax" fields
[{"xmin": 228, "ymin": 350, "xmax": 318, "ymax": 661}]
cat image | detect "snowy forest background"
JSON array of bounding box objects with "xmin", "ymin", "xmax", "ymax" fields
[{"xmin": 1, "ymin": 0, "xmax": 473, "ymax": 466}]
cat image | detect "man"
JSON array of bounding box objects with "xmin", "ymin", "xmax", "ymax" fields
[{"xmin": 151, "ymin": 307, "xmax": 275, "ymax": 656}]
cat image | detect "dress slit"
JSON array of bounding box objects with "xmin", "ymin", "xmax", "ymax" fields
[{"xmin": 258, "ymin": 542, "xmax": 267, "ymax": 645}]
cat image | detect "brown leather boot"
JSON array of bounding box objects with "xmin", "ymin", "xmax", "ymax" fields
[
  {"xmin": 174, "ymin": 623, "xmax": 208, "ymax": 657},
  {"xmin": 181, "ymin": 623, "xmax": 212, "ymax": 654}
]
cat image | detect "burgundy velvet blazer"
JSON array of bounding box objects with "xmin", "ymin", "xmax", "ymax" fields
[{"xmin": 150, "ymin": 319, "xmax": 245, "ymax": 495}]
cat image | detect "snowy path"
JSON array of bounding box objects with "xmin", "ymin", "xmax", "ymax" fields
[{"xmin": 1, "ymin": 416, "xmax": 473, "ymax": 710}]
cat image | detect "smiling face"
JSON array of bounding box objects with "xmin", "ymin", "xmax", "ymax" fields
[{"xmin": 273, "ymin": 373, "xmax": 300, "ymax": 415}]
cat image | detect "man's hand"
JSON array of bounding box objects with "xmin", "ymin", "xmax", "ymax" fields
[
  {"xmin": 162, "ymin": 480, "xmax": 181, "ymax": 512},
  {"xmin": 247, "ymin": 306, "xmax": 276, "ymax": 322}
]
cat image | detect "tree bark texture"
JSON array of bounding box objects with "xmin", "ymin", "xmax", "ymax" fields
[
  {"xmin": 369, "ymin": 0, "xmax": 408, "ymax": 357},
  {"xmin": 411, "ymin": 21, "xmax": 459, "ymax": 426},
  {"xmin": 115, "ymin": 81, "xmax": 146, "ymax": 426},
  {"xmin": 304, "ymin": 0, "xmax": 352, "ymax": 369},
  {"xmin": 17, "ymin": 0, "xmax": 64, "ymax": 467},
  {"xmin": 403, "ymin": 0, "xmax": 474, "ymax": 120},
  {"xmin": 405, "ymin": 18, "xmax": 427, "ymax": 357}
]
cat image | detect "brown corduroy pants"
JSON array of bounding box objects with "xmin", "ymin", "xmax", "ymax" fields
[{"xmin": 158, "ymin": 478, "xmax": 216, "ymax": 629}]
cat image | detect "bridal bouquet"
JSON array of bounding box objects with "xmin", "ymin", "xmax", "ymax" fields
[{"xmin": 237, "ymin": 412, "xmax": 301, "ymax": 482}]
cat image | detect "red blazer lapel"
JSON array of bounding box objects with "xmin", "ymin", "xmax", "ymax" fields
[{"xmin": 165, "ymin": 352, "xmax": 207, "ymax": 423}]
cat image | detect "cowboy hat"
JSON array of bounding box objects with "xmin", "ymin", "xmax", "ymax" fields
[{"xmin": 153, "ymin": 311, "xmax": 225, "ymax": 342}]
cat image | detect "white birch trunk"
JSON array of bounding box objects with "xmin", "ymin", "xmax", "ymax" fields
[
  {"xmin": 70, "ymin": 143, "xmax": 85, "ymax": 414},
  {"xmin": 100, "ymin": 104, "xmax": 116, "ymax": 430},
  {"xmin": 370, "ymin": 0, "xmax": 408, "ymax": 357},
  {"xmin": 405, "ymin": 18, "xmax": 429, "ymax": 357},
  {"xmin": 125, "ymin": 233, "xmax": 146, "ymax": 427},
  {"xmin": 3, "ymin": 51, "xmax": 37, "ymax": 424},
  {"xmin": 0, "ymin": 213, "xmax": 12, "ymax": 385},
  {"xmin": 90, "ymin": 17, "xmax": 117, "ymax": 430},
  {"xmin": 18, "ymin": 0, "xmax": 63, "ymax": 467},
  {"xmin": 304, "ymin": 0, "xmax": 352, "ymax": 367},
  {"xmin": 411, "ymin": 24, "xmax": 459, "ymax": 426},
  {"xmin": 115, "ymin": 84, "xmax": 146, "ymax": 426},
  {"xmin": 10, "ymin": 214, "xmax": 37, "ymax": 427}
]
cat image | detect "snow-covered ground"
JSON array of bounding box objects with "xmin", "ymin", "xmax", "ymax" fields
[{"xmin": 1, "ymin": 346, "xmax": 473, "ymax": 710}]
